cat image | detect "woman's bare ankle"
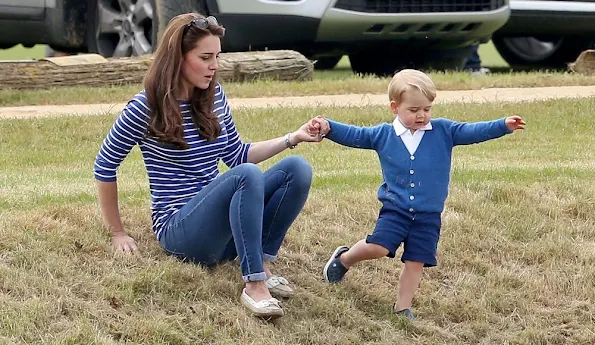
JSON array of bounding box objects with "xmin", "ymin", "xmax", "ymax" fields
[{"xmin": 245, "ymin": 281, "xmax": 272, "ymax": 302}]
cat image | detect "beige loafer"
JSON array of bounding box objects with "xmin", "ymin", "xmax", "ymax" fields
[
  {"xmin": 265, "ymin": 276, "xmax": 294, "ymax": 298},
  {"xmin": 240, "ymin": 289, "xmax": 284, "ymax": 319}
]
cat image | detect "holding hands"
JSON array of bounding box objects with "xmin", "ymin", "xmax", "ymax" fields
[
  {"xmin": 307, "ymin": 116, "xmax": 330, "ymax": 141},
  {"xmin": 290, "ymin": 116, "xmax": 331, "ymax": 144},
  {"xmin": 505, "ymin": 115, "xmax": 526, "ymax": 131}
]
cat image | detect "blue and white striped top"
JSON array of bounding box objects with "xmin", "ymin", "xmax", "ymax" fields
[{"xmin": 94, "ymin": 83, "xmax": 251, "ymax": 239}]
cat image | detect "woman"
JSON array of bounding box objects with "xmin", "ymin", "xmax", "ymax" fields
[{"xmin": 94, "ymin": 12, "xmax": 320, "ymax": 319}]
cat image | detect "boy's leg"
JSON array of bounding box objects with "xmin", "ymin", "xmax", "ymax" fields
[
  {"xmin": 324, "ymin": 203, "xmax": 408, "ymax": 283},
  {"xmin": 340, "ymin": 240, "xmax": 389, "ymax": 268},
  {"xmin": 395, "ymin": 260, "xmax": 424, "ymax": 311},
  {"xmin": 395, "ymin": 212, "xmax": 442, "ymax": 315}
]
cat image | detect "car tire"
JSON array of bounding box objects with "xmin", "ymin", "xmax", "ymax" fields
[
  {"xmin": 86, "ymin": 0, "xmax": 208, "ymax": 58},
  {"xmin": 492, "ymin": 36, "xmax": 594, "ymax": 69}
]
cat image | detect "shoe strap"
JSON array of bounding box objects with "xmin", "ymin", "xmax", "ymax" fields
[{"xmin": 266, "ymin": 276, "xmax": 289, "ymax": 288}]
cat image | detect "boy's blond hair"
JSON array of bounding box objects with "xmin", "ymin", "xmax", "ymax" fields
[{"xmin": 388, "ymin": 69, "xmax": 437, "ymax": 103}]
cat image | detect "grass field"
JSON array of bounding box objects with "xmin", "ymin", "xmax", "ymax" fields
[
  {"xmin": 1, "ymin": 42, "xmax": 507, "ymax": 66},
  {"xmin": 0, "ymin": 45, "xmax": 45, "ymax": 60},
  {"xmin": 5, "ymin": 70, "xmax": 595, "ymax": 108},
  {"xmin": 1, "ymin": 98, "xmax": 594, "ymax": 344}
]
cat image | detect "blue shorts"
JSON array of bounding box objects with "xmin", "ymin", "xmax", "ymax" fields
[{"xmin": 366, "ymin": 201, "xmax": 441, "ymax": 267}]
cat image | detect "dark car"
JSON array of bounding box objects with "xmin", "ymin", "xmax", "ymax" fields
[{"xmin": 492, "ymin": 0, "xmax": 595, "ymax": 68}]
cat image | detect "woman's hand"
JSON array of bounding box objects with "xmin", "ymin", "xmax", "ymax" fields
[
  {"xmin": 112, "ymin": 232, "xmax": 139, "ymax": 254},
  {"xmin": 292, "ymin": 116, "xmax": 330, "ymax": 144}
]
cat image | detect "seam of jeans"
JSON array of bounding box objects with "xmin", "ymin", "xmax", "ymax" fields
[
  {"xmin": 237, "ymin": 178, "xmax": 252, "ymax": 275},
  {"xmin": 174, "ymin": 174, "xmax": 239, "ymax": 225},
  {"xmin": 262, "ymin": 169, "xmax": 290, "ymax": 249},
  {"xmin": 159, "ymin": 224, "xmax": 187, "ymax": 256}
]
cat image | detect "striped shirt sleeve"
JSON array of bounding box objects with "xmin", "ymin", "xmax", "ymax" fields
[
  {"xmin": 218, "ymin": 86, "xmax": 251, "ymax": 168},
  {"xmin": 94, "ymin": 96, "xmax": 150, "ymax": 182}
]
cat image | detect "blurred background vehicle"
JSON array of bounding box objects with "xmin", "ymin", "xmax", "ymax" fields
[
  {"xmin": 492, "ymin": 0, "xmax": 595, "ymax": 69},
  {"xmin": 0, "ymin": 0, "xmax": 511, "ymax": 76}
]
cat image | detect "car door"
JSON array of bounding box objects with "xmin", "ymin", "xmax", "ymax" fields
[{"xmin": 0, "ymin": 0, "xmax": 45, "ymax": 20}]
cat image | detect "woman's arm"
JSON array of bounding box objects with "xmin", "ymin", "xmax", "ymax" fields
[
  {"xmin": 247, "ymin": 122, "xmax": 321, "ymax": 164},
  {"xmin": 94, "ymin": 96, "xmax": 149, "ymax": 253},
  {"xmin": 97, "ymin": 180, "xmax": 138, "ymax": 253}
]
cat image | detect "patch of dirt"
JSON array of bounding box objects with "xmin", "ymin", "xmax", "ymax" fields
[{"xmin": 1, "ymin": 85, "xmax": 595, "ymax": 119}]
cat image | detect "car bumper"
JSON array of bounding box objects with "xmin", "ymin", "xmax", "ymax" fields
[
  {"xmin": 316, "ymin": 6, "xmax": 510, "ymax": 44},
  {"xmin": 213, "ymin": 0, "xmax": 510, "ymax": 51}
]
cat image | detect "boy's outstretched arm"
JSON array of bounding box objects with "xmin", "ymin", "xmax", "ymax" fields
[
  {"xmin": 451, "ymin": 115, "xmax": 526, "ymax": 146},
  {"xmin": 311, "ymin": 116, "xmax": 380, "ymax": 150}
]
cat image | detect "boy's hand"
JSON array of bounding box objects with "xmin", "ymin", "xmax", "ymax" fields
[
  {"xmin": 294, "ymin": 116, "xmax": 328, "ymax": 143},
  {"xmin": 311, "ymin": 116, "xmax": 330, "ymax": 138},
  {"xmin": 505, "ymin": 115, "xmax": 526, "ymax": 131}
]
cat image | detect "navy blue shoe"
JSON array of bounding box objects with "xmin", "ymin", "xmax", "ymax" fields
[
  {"xmin": 323, "ymin": 246, "xmax": 350, "ymax": 283},
  {"xmin": 393, "ymin": 305, "xmax": 416, "ymax": 321}
]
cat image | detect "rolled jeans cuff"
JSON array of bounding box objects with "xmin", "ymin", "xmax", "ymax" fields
[
  {"xmin": 263, "ymin": 253, "xmax": 277, "ymax": 262},
  {"xmin": 242, "ymin": 272, "xmax": 267, "ymax": 283}
]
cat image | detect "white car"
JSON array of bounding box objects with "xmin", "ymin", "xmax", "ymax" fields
[
  {"xmin": 492, "ymin": 0, "xmax": 595, "ymax": 68},
  {"xmin": 0, "ymin": 0, "xmax": 511, "ymax": 75}
]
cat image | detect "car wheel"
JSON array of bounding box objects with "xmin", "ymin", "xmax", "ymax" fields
[
  {"xmin": 492, "ymin": 36, "xmax": 594, "ymax": 69},
  {"xmin": 87, "ymin": 0, "xmax": 208, "ymax": 58}
]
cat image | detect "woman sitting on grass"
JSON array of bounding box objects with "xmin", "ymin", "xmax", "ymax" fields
[{"xmin": 93, "ymin": 12, "xmax": 322, "ymax": 319}]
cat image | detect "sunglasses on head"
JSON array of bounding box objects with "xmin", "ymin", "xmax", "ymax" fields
[{"xmin": 183, "ymin": 16, "xmax": 220, "ymax": 36}]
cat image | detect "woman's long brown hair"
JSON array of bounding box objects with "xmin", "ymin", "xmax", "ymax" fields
[{"xmin": 144, "ymin": 13, "xmax": 224, "ymax": 149}]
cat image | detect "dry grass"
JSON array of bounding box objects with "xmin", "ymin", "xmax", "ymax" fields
[{"xmin": 1, "ymin": 98, "xmax": 594, "ymax": 344}]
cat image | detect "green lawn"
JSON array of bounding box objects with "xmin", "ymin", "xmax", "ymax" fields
[
  {"xmin": 0, "ymin": 44, "xmax": 45, "ymax": 60},
  {"xmin": 1, "ymin": 99, "xmax": 594, "ymax": 344},
  {"xmin": 0, "ymin": 42, "xmax": 508, "ymax": 67},
  {"xmin": 4, "ymin": 69, "xmax": 595, "ymax": 107}
]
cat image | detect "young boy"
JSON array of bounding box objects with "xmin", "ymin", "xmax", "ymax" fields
[{"xmin": 313, "ymin": 69, "xmax": 525, "ymax": 320}]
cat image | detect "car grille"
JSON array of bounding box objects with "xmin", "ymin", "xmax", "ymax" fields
[{"xmin": 334, "ymin": 0, "xmax": 506, "ymax": 13}]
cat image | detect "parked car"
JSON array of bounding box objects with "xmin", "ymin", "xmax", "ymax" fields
[
  {"xmin": 0, "ymin": 0, "xmax": 511, "ymax": 76},
  {"xmin": 492, "ymin": 0, "xmax": 595, "ymax": 69}
]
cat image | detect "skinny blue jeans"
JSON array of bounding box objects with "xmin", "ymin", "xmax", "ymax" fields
[{"xmin": 159, "ymin": 156, "xmax": 312, "ymax": 282}]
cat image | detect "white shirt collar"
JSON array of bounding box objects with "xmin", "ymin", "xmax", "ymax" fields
[{"xmin": 392, "ymin": 117, "xmax": 432, "ymax": 136}]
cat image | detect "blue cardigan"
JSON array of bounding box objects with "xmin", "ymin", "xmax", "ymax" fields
[{"xmin": 326, "ymin": 117, "xmax": 512, "ymax": 213}]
